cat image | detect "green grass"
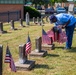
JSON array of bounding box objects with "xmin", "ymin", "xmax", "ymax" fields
[{"xmin": 1, "ymin": 21, "xmax": 76, "ymax": 75}]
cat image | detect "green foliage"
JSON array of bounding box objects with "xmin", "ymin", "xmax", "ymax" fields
[{"xmin": 24, "ymin": 6, "xmax": 41, "ymax": 18}]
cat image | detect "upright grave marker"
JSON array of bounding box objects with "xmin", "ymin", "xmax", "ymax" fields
[
  {"xmin": 33, "ymin": 17, "xmax": 35, "ymax": 24},
  {"xmin": 26, "ymin": 12, "xmax": 30, "ymax": 26},
  {"xmin": 19, "ymin": 19, "xmax": 25, "ymax": 27},
  {"xmin": 36, "ymin": 17, "xmax": 39, "ymax": 24},
  {"xmin": 30, "ymin": 37, "xmax": 47, "ymax": 57},
  {"xmin": 40, "ymin": 17, "xmax": 44, "ymax": 26},
  {"xmin": 19, "ymin": 44, "xmax": 27, "ymax": 64},
  {"xmin": 15, "ymin": 44, "xmax": 35, "ymax": 70},
  {"xmin": 10, "ymin": 20, "xmax": 17, "ymax": 30},
  {"xmin": 0, "ymin": 22, "xmax": 7, "ymax": 33},
  {"xmin": 0, "ymin": 45, "xmax": 3, "ymax": 75}
]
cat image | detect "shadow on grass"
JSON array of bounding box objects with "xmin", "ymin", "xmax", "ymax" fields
[
  {"xmin": 54, "ymin": 46, "xmax": 64, "ymax": 49},
  {"xmin": 34, "ymin": 64, "xmax": 54, "ymax": 69},
  {"xmin": 68, "ymin": 47, "xmax": 76, "ymax": 52},
  {"xmin": 55, "ymin": 46, "xmax": 76, "ymax": 52},
  {"xmin": 46, "ymin": 54, "xmax": 59, "ymax": 57}
]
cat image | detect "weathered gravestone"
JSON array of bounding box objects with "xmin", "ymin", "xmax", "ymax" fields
[
  {"xmin": 33, "ymin": 17, "xmax": 35, "ymax": 24},
  {"xmin": 19, "ymin": 19, "xmax": 25, "ymax": 27},
  {"xmin": 46, "ymin": 16, "xmax": 49, "ymax": 22},
  {"xmin": 36, "ymin": 17, "xmax": 39, "ymax": 24},
  {"xmin": 26, "ymin": 12, "xmax": 30, "ymax": 26},
  {"xmin": 40, "ymin": 17, "xmax": 44, "ymax": 26},
  {"xmin": 10, "ymin": 20, "xmax": 17, "ymax": 30},
  {"xmin": 0, "ymin": 45, "xmax": 3, "ymax": 75},
  {"xmin": 15, "ymin": 44, "xmax": 35, "ymax": 71},
  {"xmin": 42, "ymin": 38, "xmax": 55, "ymax": 50},
  {"xmin": 30, "ymin": 37, "xmax": 47, "ymax": 57},
  {"xmin": 0, "ymin": 22, "xmax": 7, "ymax": 34}
]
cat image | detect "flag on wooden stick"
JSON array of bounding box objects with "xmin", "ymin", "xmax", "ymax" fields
[
  {"xmin": 4, "ymin": 45, "xmax": 16, "ymax": 72},
  {"xmin": 42, "ymin": 28, "xmax": 52, "ymax": 44},
  {"xmin": 25, "ymin": 33, "xmax": 31, "ymax": 54}
]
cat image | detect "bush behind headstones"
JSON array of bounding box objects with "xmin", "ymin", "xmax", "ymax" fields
[{"xmin": 24, "ymin": 6, "xmax": 41, "ymax": 19}]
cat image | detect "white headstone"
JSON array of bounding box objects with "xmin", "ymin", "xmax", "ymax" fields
[{"xmin": 26, "ymin": 12, "xmax": 30, "ymax": 25}]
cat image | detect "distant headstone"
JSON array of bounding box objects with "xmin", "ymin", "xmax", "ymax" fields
[
  {"xmin": 0, "ymin": 45, "xmax": 3, "ymax": 75},
  {"xmin": 40, "ymin": 17, "xmax": 44, "ymax": 26},
  {"xmin": 33, "ymin": 17, "xmax": 35, "ymax": 23},
  {"xmin": 26, "ymin": 12, "xmax": 30, "ymax": 25},
  {"xmin": 37, "ymin": 17, "xmax": 39, "ymax": 24},
  {"xmin": 10, "ymin": 20, "xmax": 15, "ymax": 30},
  {"xmin": 46, "ymin": 16, "xmax": 49, "ymax": 22},
  {"xmin": 0, "ymin": 22, "xmax": 7, "ymax": 33},
  {"xmin": 19, "ymin": 19, "xmax": 24, "ymax": 27}
]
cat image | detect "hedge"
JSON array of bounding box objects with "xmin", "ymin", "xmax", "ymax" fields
[{"xmin": 24, "ymin": 6, "xmax": 41, "ymax": 19}]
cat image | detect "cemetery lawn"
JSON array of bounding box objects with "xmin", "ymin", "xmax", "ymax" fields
[{"xmin": 1, "ymin": 21, "xmax": 76, "ymax": 75}]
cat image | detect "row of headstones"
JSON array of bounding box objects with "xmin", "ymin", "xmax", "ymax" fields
[
  {"xmin": 0, "ymin": 37, "xmax": 55, "ymax": 73},
  {"xmin": 15, "ymin": 36, "xmax": 55, "ymax": 70},
  {"xmin": 0, "ymin": 19, "xmax": 24, "ymax": 34},
  {"xmin": 0, "ymin": 18, "xmax": 43, "ymax": 34},
  {"xmin": 0, "ymin": 16, "xmax": 50, "ymax": 34},
  {"xmin": 26, "ymin": 12, "xmax": 50, "ymax": 25}
]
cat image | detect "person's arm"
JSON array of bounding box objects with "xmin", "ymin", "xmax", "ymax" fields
[{"xmin": 62, "ymin": 19, "xmax": 70, "ymax": 28}]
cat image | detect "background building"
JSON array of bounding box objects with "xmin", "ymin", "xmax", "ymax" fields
[{"xmin": 0, "ymin": 0, "xmax": 25, "ymax": 22}]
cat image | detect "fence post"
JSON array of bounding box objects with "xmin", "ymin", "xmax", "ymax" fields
[
  {"xmin": 17, "ymin": 11, "xmax": 19, "ymax": 21},
  {"xmin": 19, "ymin": 10, "xmax": 21, "ymax": 19},
  {"xmin": 7, "ymin": 11, "xmax": 9, "ymax": 23},
  {"xmin": 0, "ymin": 45, "xmax": 3, "ymax": 75}
]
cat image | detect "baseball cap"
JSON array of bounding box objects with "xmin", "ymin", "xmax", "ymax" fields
[{"xmin": 49, "ymin": 15, "xmax": 57, "ymax": 23}]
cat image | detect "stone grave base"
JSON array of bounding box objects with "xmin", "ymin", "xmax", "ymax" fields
[
  {"xmin": 11, "ymin": 28, "xmax": 18, "ymax": 30},
  {"xmin": 42, "ymin": 44, "xmax": 55, "ymax": 50},
  {"xmin": 29, "ymin": 50, "xmax": 47, "ymax": 57},
  {"xmin": 15, "ymin": 60, "xmax": 35, "ymax": 71}
]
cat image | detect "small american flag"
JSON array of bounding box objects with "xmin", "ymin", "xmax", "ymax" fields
[
  {"xmin": 42, "ymin": 29, "xmax": 52, "ymax": 44},
  {"xmin": 4, "ymin": 45, "xmax": 16, "ymax": 72},
  {"xmin": 25, "ymin": 34, "xmax": 31, "ymax": 54},
  {"xmin": 58, "ymin": 31, "xmax": 67, "ymax": 44}
]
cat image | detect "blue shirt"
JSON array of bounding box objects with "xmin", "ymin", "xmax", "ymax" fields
[{"xmin": 55, "ymin": 13, "xmax": 76, "ymax": 26}]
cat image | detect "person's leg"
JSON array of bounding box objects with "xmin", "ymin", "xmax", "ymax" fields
[{"xmin": 65, "ymin": 24, "xmax": 75, "ymax": 49}]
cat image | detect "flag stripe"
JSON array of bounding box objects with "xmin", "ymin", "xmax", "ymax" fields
[
  {"xmin": 25, "ymin": 34, "xmax": 31, "ymax": 54},
  {"xmin": 42, "ymin": 29, "xmax": 52, "ymax": 44}
]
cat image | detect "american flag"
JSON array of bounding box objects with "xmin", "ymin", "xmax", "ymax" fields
[
  {"xmin": 4, "ymin": 45, "xmax": 16, "ymax": 72},
  {"xmin": 25, "ymin": 34, "xmax": 31, "ymax": 54},
  {"xmin": 42, "ymin": 29, "xmax": 52, "ymax": 44},
  {"xmin": 58, "ymin": 31, "xmax": 67, "ymax": 44},
  {"xmin": 47, "ymin": 29, "xmax": 54, "ymax": 42}
]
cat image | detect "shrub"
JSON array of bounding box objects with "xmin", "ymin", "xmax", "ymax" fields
[{"xmin": 24, "ymin": 6, "xmax": 41, "ymax": 19}]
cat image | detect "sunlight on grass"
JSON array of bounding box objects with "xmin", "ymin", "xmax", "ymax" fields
[{"xmin": 1, "ymin": 21, "xmax": 76, "ymax": 75}]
